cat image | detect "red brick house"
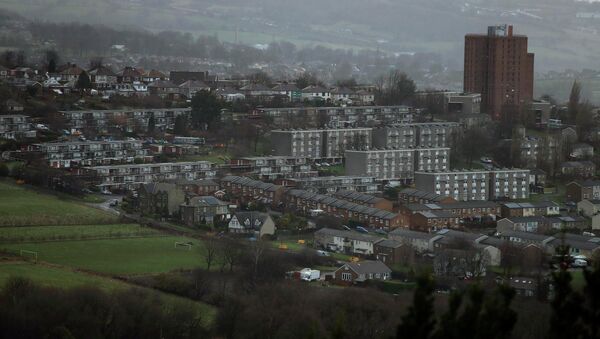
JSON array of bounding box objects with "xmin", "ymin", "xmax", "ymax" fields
[{"xmin": 332, "ymin": 260, "xmax": 392, "ymax": 285}]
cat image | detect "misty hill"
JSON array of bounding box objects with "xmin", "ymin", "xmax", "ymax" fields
[{"xmin": 2, "ymin": 0, "xmax": 600, "ymax": 71}]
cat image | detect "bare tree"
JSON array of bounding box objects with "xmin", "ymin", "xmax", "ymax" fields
[
  {"xmin": 203, "ymin": 237, "xmax": 219, "ymax": 271},
  {"xmin": 220, "ymin": 238, "xmax": 244, "ymax": 272},
  {"xmin": 499, "ymin": 241, "xmax": 523, "ymax": 277},
  {"xmin": 250, "ymin": 240, "xmax": 266, "ymax": 281},
  {"xmin": 374, "ymin": 70, "xmax": 416, "ymax": 105},
  {"xmin": 435, "ymin": 238, "xmax": 488, "ymax": 279}
]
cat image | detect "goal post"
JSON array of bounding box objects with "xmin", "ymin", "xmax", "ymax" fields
[
  {"xmin": 20, "ymin": 250, "xmax": 38, "ymax": 262},
  {"xmin": 174, "ymin": 242, "xmax": 192, "ymax": 251}
]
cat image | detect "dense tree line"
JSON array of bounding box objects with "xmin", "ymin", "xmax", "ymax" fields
[
  {"xmin": 374, "ymin": 70, "xmax": 417, "ymax": 105},
  {"xmin": 4, "ymin": 234, "xmax": 600, "ymax": 339},
  {"xmin": 0, "ymin": 277, "xmax": 208, "ymax": 339}
]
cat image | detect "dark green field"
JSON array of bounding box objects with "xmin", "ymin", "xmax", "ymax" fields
[
  {"xmin": 0, "ymin": 224, "xmax": 161, "ymax": 243},
  {"xmin": 1, "ymin": 236, "xmax": 208, "ymax": 275}
]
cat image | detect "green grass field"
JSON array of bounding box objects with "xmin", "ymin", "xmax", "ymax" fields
[
  {"xmin": 0, "ymin": 182, "xmax": 117, "ymax": 226},
  {"xmin": 0, "ymin": 224, "xmax": 162, "ymax": 243},
  {"xmin": 0, "ymin": 262, "xmax": 216, "ymax": 324},
  {"xmin": 0, "ymin": 182, "xmax": 218, "ymax": 325},
  {"xmin": 1, "ymin": 236, "xmax": 209, "ymax": 275}
]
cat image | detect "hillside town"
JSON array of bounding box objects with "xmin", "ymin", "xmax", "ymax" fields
[{"xmin": 1, "ymin": 22, "xmax": 600, "ymax": 338}]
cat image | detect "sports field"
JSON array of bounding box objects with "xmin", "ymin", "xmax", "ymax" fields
[
  {"xmin": 0, "ymin": 182, "xmax": 117, "ymax": 226},
  {"xmin": 0, "ymin": 224, "xmax": 161, "ymax": 243},
  {"xmin": 1, "ymin": 236, "xmax": 209, "ymax": 275}
]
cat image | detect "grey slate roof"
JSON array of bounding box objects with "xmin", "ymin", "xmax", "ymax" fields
[
  {"xmin": 188, "ymin": 196, "xmax": 227, "ymax": 207},
  {"xmin": 376, "ymin": 239, "xmax": 404, "ymax": 248},
  {"xmin": 345, "ymin": 260, "xmax": 392, "ymax": 275},
  {"xmin": 142, "ymin": 182, "xmax": 177, "ymax": 194},
  {"xmin": 389, "ymin": 228, "xmax": 437, "ymax": 240},
  {"xmin": 399, "ymin": 188, "xmax": 449, "ymax": 202}
]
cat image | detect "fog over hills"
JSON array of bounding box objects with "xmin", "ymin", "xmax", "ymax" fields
[{"xmin": 3, "ymin": 0, "xmax": 600, "ymax": 72}]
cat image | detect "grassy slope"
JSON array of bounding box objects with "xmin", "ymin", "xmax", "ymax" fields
[
  {"xmin": 0, "ymin": 182, "xmax": 217, "ymax": 324},
  {"xmin": 0, "ymin": 261, "xmax": 216, "ymax": 323},
  {"xmin": 0, "ymin": 182, "xmax": 117, "ymax": 226},
  {"xmin": 0, "ymin": 236, "xmax": 209, "ymax": 275},
  {"xmin": 0, "ymin": 224, "xmax": 162, "ymax": 243}
]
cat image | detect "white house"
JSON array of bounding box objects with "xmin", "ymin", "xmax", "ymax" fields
[
  {"xmin": 301, "ymin": 85, "xmax": 331, "ymax": 102},
  {"xmin": 578, "ymin": 199, "xmax": 600, "ymax": 217},
  {"xmin": 228, "ymin": 212, "xmax": 276, "ymax": 238}
]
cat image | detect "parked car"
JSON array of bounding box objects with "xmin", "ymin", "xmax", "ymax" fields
[
  {"xmin": 356, "ymin": 226, "xmax": 369, "ymax": 233},
  {"xmin": 316, "ymin": 250, "xmax": 330, "ymax": 257},
  {"xmin": 572, "ymin": 258, "xmax": 588, "ymax": 268}
]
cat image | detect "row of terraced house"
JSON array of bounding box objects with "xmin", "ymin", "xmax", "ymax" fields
[
  {"xmin": 31, "ymin": 140, "xmax": 151, "ymax": 168},
  {"xmin": 81, "ymin": 161, "xmax": 217, "ymax": 191},
  {"xmin": 220, "ymin": 176, "xmax": 401, "ymax": 229},
  {"xmin": 60, "ymin": 108, "xmax": 191, "ymax": 134}
]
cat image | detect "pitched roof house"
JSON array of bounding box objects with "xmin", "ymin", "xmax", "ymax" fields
[
  {"xmin": 228, "ymin": 212, "xmax": 276, "ymax": 238},
  {"xmin": 331, "ymin": 87, "xmax": 355, "ymax": 103},
  {"xmin": 301, "ymin": 85, "xmax": 331, "ymax": 101},
  {"xmin": 88, "ymin": 65, "xmax": 117, "ymax": 89},
  {"xmin": 272, "ymin": 83, "xmax": 301, "ymax": 101},
  {"xmin": 179, "ymin": 80, "xmax": 210, "ymax": 98},
  {"xmin": 59, "ymin": 64, "xmax": 84, "ymax": 82},
  {"xmin": 117, "ymin": 67, "xmax": 143, "ymax": 83}
]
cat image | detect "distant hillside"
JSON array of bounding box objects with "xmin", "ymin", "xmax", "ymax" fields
[{"xmin": 1, "ymin": 0, "xmax": 600, "ymax": 71}]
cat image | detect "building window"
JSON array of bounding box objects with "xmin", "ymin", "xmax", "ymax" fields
[{"xmin": 341, "ymin": 272, "xmax": 352, "ymax": 281}]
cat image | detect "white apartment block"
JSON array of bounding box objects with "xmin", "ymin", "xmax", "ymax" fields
[
  {"xmin": 322, "ymin": 128, "xmax": 372, "ymax": 158},
  {"xmin": 83, "ymin": 161, "xmax": 216, "ymax": 190},
  {"xmin": 372, "ymin": 122, "xmax": 459, "ymax": 149},
  {"xmin": 0, "ymin": 115, "xmax": 36, "ymax": 140},
  {"xmin": 490, "ymin": 169, "xmax": 530, "ymax": 200},
  {"xmin": 415, "ymin": 148, "xmax": 451, "ymax": 172},
  {"xmin": 258, "ymin": 105, "xmax": 415, "ymax": 128},
  {"xmin": 230, "ymin": 156, "xmax": 318, "ymax": 180},
  {"xmin": 289, "ymin": 176, "xmax": 380, "ymax": 194},
  {"xmin": 519, "ymin": 136, "xmax": 560, "ymax": 169},
  {"xmin": 346, "ymin": 149, "xmax": 415, "ymax": 181},
  {"xmin": 271, "ymin": 128, "xmax": 372, "ymax": 159},
  {"xmin": 414, "ymin": 169, "xmax": 530, "ymax": 201},
  {"xmin": 415, "ymin": 170, "xmax": 490, "ymax": 201},
  {"xmin": 60, "ymin": 108, "xmax": 190, "ymax": 133},
  {"xmin": 33, "ymin": 140, "xmax": 150, "ymax": 168},
  {"xmin": 271, "ymin": 129, "xmax": 323, "ymax": 158},
  {"xmin": 346, "ymin": 147, "xmax": 449, "ymax": 181}
]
